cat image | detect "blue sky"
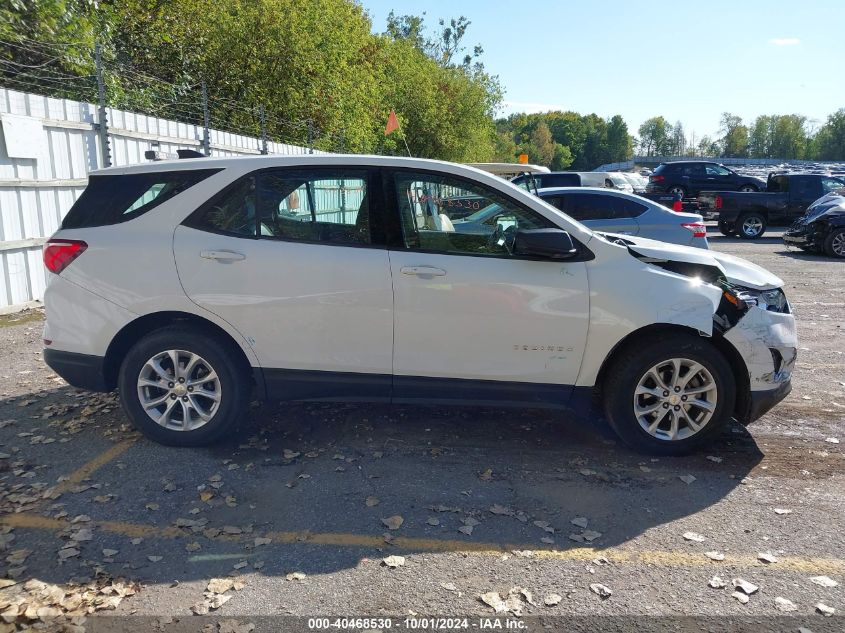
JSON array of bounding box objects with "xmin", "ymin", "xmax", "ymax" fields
[{"xmin": 360, "ymin": 0, "xmax": 845, "ymax": 140}]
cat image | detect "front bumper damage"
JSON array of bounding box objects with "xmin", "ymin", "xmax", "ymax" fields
[
  {"xmin": 783, "ymin": 222, "xmax": 821, "ymax": 250},
  {"xmin": 722, "ymin": 304, "xmax": 797, "ymax": 424}
]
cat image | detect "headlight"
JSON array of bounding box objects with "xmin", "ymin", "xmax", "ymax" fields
[{"xmin": 733, "ymin": 287, "xmax": 790, "ymax": 313}]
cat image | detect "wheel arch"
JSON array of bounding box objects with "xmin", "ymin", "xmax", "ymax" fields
[
  {"xmin": 594, "ymin": 323, "xmax": 750, "ymax": 420},
  {"xmin": 739, "ymin": 205, "xmax": 769, "ymax": 220},
  {"xmin": 103, "ymin": 311, "xmax": 261, "ymax": 395}
]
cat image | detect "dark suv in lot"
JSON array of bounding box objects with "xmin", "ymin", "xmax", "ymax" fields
[{"xmin": 646, "ymin": 161, "xmax": 766, "ymax": 199}]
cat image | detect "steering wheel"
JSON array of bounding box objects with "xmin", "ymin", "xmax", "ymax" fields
[{"xmin": 487, "ymin": 222, "xmax": 516, "ymax": 254}]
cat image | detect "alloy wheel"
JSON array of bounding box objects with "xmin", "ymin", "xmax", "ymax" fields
[
  {"xmin": 741, "ymin": 217, "xmax": 763, "ymax": 237},
  {"xmin": 831, "ymin": 231, "xmax": 845, "ymax": 257},
  {"xmin": 633, "ymin": 358, "xmax": 718, "ymax": 441},
  {"xmin": 137, "ymin": 349, "xmax": 222, "ymax": 431}
]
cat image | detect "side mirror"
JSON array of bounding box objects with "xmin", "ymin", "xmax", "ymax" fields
[{"xmin": 513, "ymin": 229, "xmax": 579, "ymax": 260}]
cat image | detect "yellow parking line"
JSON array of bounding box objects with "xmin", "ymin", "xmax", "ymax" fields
[
  {"xmin": 51, "ymin": 438, "xmax": 136, "ymax": 496},
  {"xmin": 3, "ymin": 513, "xmax": 844, "ymax": 575}
]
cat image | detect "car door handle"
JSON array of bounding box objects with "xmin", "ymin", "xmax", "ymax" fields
[
  {"xmin": 200, "ymin": 250, "xmax": 246, "ymax": 262},
  {"xmin": 400, "ymin": 266, "xmax": 447, "ymax": 277}
]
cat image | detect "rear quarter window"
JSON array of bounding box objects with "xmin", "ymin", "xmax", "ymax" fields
[{"xmin": 62, "ymin": 169, "xmax": 221, "ymax": 229}]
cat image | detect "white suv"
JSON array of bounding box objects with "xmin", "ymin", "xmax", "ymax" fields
[{"xmin": 42, "ymin": 155, "xmax": 796, "ymax": 454}]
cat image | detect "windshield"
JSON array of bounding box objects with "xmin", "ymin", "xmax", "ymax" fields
[
  {"xmin": 459, "ymin": 202, "xmax": 503, "ymax": 223},
  {"xmin": 609, "ymin": 175, "xmax": 629, "ymax": 186}
]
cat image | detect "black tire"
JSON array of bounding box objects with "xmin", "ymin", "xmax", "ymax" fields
[
  {"xmin": 823, "ymin": 227, "xmax": 845, "ymax": 258},
  {"xmin": 118, "ymin": 327, "xmax": 250, "ymax": 446},
  {"xmin": 736, "ymin": 211, "xmax": 767, "ymax": 239},
  {"xmin": 718, "ymin": 221, "xmax": 734, "ymax": 236},
  {"xmin": 603, "ymin": 333, "xmax": 736, "ymax": 456},
  {"xmin": 668, "ymin": 185, "xmax": 686, "ymax": 199},
  {"xmin": 738, "ymin": 184, "xmax": 758, "ymax": 193}
]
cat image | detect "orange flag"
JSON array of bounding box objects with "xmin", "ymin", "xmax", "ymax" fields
[{"xmin": 384, "ymin": 110, "xmax": 400, "ymax": 135}]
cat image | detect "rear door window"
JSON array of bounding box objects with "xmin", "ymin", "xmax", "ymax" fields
[
  {"xmin": 561, "ymin": 193, "xmax": 614, "ymax": 221},
  {"xmin": 62, "ymin": 169, "xmax": 220, "ymax": 229},
  {"xmin": 186, "ymin": 168, "xmax": 376, "ymax": 246},
  {"xmin": 559, "ymin": 193, "xmax": 646, "ymax": 220},
  {"xmin": 681, "ymin": 164, "xmax": 705, "ymax": 176}
]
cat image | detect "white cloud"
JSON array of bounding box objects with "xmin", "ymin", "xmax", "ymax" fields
[{"xmin": 769, "ymin": 37, "xmax": 800, "ymax": 46}]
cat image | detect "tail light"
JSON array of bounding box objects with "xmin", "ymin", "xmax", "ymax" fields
[
  {"xmin": 682, "ymin": 222, "xmax": 707, "ymax": 238},
  {"xmin": 649, "ymin": 175, "xmax": 665, "ymax": 183},
  {"xmin": 672, "ymin": 199, "xmax": 683, "ymax": 212},
  {"xmin": 715, "ymin": 195, "xmax": 723, "ymax": 210},
  {"xmin": 43, "ymin": 239, "xmax": 87, "ymax": 274}
]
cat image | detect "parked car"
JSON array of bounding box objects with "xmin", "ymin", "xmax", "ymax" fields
[
  {"xmin": 42, "ymin": 155, "xmax": 795, "ymax": 455},
  {"xmin": 646, "ymin": 161, "xmax": 766, "ymax": 199},
  {"xmin": 607, "ymin": 172, "xmax": 634, "ymax": 193},
  {"xmin": 511, "ymin": 171, "xmax": 612, "ymax": 189},
  {"xmin": 504, "ymin": 187, "xmax": 705, "ymax": 248},
  {"xmin": 699, "ymin": 173, "xmax": 845, "ymax": 239},
  {"xmin": 622, "ymin": 172, "xmax": 648, "ymax": 193},
  {"xmin": 783, "ymin": 190, "xmax": 845, "ymax": 257}
]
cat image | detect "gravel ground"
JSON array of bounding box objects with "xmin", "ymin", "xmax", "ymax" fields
[{"xmin": 0, "ymin": 228, "xmax": 843, "ymax": 632}]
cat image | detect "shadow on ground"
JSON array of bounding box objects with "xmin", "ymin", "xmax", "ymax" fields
[{"xmin": 0, "ymin": 382, "xmax": 762, "ymax": 587}]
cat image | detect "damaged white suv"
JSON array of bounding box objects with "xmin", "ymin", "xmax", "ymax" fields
[{"xmin": 42, "ymin": 155, "xmax": 796, "ymax": 454}]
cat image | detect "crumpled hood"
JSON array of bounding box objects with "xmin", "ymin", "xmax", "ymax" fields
[{"xmin": 600, "ymin": 233, "xmax": 784, "ymax": 290}]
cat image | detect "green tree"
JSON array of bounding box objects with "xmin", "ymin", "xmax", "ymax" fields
[
  {"xmin": 606, "ymin": 115, "xmax": 633, "ymax": 162},
  {"xmin": 638, "ymin": 116, "xmax": 670, "ymax": 156},
  {"xmin": 1, "ymin": 1, "xmax": 502, "ymax": 160},
  {"xmin": 815, "ymin": 108, "xmax": 845, "ymax": 160},
  {"xmin": 0, "ymin": 0, "xmax": 98, "ymax": 98},
  {"xmin": 551, "ymin": 144, "xmax": 573, "ymax": 170},
  {"xmin": 748, "ymin": 115, "xmax": 775, "ymax": 158},
  {"xmin": 719, "ymin": 113, "xmax": 749, "ymax": 158},
  {"xmin": 669, "ymin": 120, "xmax": 686, "ymax": 155},
  {"xmin": 527, "ymin": 121, "xmax": 555, "ymax": 166}
]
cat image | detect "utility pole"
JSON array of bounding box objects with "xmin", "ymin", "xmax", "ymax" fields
[
  {"xmin": 307, "ymin": 120, "xmax": 314, "ymax": 154},
  {"xmin": 94, "ymin": 43, "xmax": 111, "ymax": 168},
  {"xmin": 201, "ymin": 81, "xmax": 211, "ymax": 156},
  {"xmin": 259, "ymin": 105, "xmax": 268, "ymax": 155}
]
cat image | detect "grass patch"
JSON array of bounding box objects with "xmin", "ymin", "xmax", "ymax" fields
[{"xmin": 0, "ymin": 309, "xmax": 44, "ymax": 328}]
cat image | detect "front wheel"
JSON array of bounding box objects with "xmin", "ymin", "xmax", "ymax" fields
[
  {"xmin": 824, "ymin": 228, "xmax": 845, "ymax": 258},
  {"xmin": 737, "ymin": 212, "xmax": 767, "ymax": 239},
  {"xmin": 738, "ymin": 184, "xmax": 758, "ymax": 193},
  {"xmin": 118, "ymin": 327, "xmax": 250, "ymax": 446},
  {"xmin": 603, "ymin": 334, "xmax": 736, "ymax": 455}
]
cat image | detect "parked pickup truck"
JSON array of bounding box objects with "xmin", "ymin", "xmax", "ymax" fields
[{"xmin": 698, "ymin": 172, "xmax": 845, "ymax": 239}]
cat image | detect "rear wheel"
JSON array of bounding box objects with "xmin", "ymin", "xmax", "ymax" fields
[
  {"xmin": 737, "ymin": 212, "xmax": 767, "ymax": 239},
  {"xmin": 603, "ymin": 334, "xmax": 736, "ymax": 455},
  {"xmin": 738, "ymin": 184, "xmax": 758, "ymax": 193},
  {"xmin": 824, "ymin": 227, "xmax": 845, "ymax": 258},
  {"xmin": 118, "ymin": 327, "xmax": 250, "ymax": 446},
  {"xmin": 668, "ymin": 185, "xmax": 686, "ymax": 198}
]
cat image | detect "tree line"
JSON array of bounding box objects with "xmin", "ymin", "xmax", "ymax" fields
[
  {"xmin": 0, "ymin": 0, "xmax": 502, "ymax": 161},
  {"xmin": 636, "ymin": 111, "xmax": 845, "ymax": 161},
  {"xmin": 494, "ymin": 112, "xmax": 633, "ymax": 170}
]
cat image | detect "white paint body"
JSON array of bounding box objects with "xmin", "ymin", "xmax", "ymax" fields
[{"xmin": 43, "ymin": 155, "xmax": 796, "ymax": 403}]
